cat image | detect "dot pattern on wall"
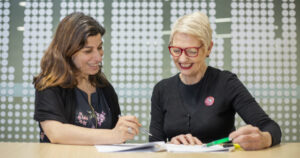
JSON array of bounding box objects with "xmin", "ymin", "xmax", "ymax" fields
[
  {"xmin": 111, "ymin": 0, "xmax": 164, "ymax": 142},
  {"xmin": 21, "ymin": 0, "xmax": 53, "ymax": 141},
  {"xmin": 169, "ymin": 0, "xmax": 224, "ymax": 75},
  {"xmin": 0, "ymin": 0, "xmax": 11, "ymax": 141},
  {"xmin": 0, "ymin": 0, "xmax": 299, "ymax": 143},
  {"xmin": 231, "ymin": 0, "xmax": 298, "ymax": 142},
  {"xmin": 60, "ymin": 0, "xmax": 104, "ymax": 26}
]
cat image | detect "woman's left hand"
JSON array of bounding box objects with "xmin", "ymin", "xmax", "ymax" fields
[
  {"xmin": 229, "ymin": 125, "xmax": 272, "ymax": 150},
  {"xmin": 170, "ymin": 133, "xmax": 202, "ymax": 145}
]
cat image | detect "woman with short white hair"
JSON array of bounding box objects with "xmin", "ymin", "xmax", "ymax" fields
[{"xmin": 149, "ymin": 11, "xmax": 281, "ymax": 150}]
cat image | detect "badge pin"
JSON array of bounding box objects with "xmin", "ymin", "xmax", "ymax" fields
[{"xmin": 204, "ymin": 96, "xmax": 214, "ymax": 106}]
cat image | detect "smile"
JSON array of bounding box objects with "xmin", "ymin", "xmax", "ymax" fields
[
  {"xmin": 88, "ymin": 63, "xmax": 100, "ymax": 67},
  {"xmin": 179, "ymin": 63, "xmax": 193, "ymax": 69},
  {"xmin": 88, "ymin": 63, "xmax": 100, "ymax": 70}
]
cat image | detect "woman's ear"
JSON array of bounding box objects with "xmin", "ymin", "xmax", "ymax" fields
[{"xmin": 206, "ymin": 41, "xmax": 214, "ymax": 57}]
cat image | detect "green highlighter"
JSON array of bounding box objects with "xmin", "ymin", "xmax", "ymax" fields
[{"xmin": 204, "ymin": 137, "xmax": 232, "ymax": 147}]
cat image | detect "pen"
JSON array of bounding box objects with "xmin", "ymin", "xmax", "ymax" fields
[
  {"xmin": 118, "ymin": 114, "xmax": 162, "ymax": 140},
  {"xmin": 204, "ymin": 137, "xmax": 232, "ymax": 147},
  {"xmin": 223, "ymin": 143, "xmax": 242, "ymax": 150},
  {"xmin": 233, "ymin": 143, "xmax": 241, "ymax": 150},
  {"xmin": 140, "ymin": 127, "xmax": 153, "ymax": 136},
  {"xmin": 140, "ymin": 128, "xmax": 163, "ymax": 141}
]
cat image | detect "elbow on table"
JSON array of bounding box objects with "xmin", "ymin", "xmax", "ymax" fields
[
  {"xmin": 46, "ymin": 131, "xmax": 63, "ymax": 144},
  {"xmin": 41, "ymin": 121, "xmax": 65, "ymax": 144}
]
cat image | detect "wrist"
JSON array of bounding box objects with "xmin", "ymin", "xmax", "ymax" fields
[
  {"xmin": 262, "ymin": 132, "xmax": 272, "ymax": 148},
  {"xmin": 110, "ymin": 128, "xmax": 125, "ymax": 144}
]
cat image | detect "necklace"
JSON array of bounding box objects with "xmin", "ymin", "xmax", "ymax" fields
[{"xmin": 78, "ymin": 88, "xmax": 98, "ymax": 128}]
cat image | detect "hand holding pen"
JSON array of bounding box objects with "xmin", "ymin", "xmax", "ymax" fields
[
  {"xmin": 112, "ymin": 115, "xmax": 141, "ymax": 143},
  {"xmin": 229, "ymin": 125, "xmax": 271, "ymax": 150},
  {"xmin": 118, "ymin": 115, "xmax": 163, "ymax": 142}
]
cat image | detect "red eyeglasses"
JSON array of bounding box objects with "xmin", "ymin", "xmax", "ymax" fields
[{"xmin": 168, "ymin": 45, "xmax": 203, "ymax": 57}]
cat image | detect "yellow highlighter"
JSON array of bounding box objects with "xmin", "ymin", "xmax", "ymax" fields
[{"xmin": 233, "ymin": 144, "xmax": 243, "ymax": 150}]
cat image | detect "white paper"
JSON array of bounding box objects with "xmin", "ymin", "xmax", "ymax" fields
[
  {"xmin": 95, "ymin": 142, "xmax": 233, "ymax": 153},
  {"xmin": 95, "ymin": 141, "xmax": 166, "ymax": 152},
  {"xmin": 165, "ymin": 144, "xmax": 234, "ymax": 152}
]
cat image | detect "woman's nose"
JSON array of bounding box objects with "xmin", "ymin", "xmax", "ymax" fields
[
  {"xmin": 178, "ymin": 52, "xmax": 188, "ymax": 62},
  {"xmin": 93, "ymin": 50, "xmax": 103, "ymax": 62}
]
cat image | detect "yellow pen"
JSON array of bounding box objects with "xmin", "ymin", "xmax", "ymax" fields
[{"xmin": 233, "ymin": 144, "xmax": 242, "ymax": 150}]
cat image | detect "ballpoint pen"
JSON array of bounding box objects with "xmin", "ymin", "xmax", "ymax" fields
[
  {"xmin": 204, "ymin": 137, "xmax": 232, "ymax": 147},
  {"xmin": 139, "ymin": 127, "xmax": 163, "ymax": 141},
  {"xmin": 118, "ymin": 115, "xmax": 163, "ymax": 140}
]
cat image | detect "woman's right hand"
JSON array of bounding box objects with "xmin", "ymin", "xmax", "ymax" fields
[
  {"xmin": 170, "ymin": 134, "xmax": 202, "ymax": 145},
  {"xmin": 112, "ymin": 115, "xmax": 141, "ymax": 143}
]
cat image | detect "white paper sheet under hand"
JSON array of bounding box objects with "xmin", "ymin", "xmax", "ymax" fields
[
  {"xmin": 165, "ymin": 144, "xmax": 234, "ymax": 152},
  {"xmin": 95, "ymin": 141, "xmax": 166, "ymax": 152}
]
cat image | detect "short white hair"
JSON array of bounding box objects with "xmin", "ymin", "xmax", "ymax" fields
[{"xmin": 169, "ymin": 11, "xmax": 212, "ymax": 50}]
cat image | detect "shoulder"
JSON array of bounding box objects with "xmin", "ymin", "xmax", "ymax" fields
[
  {"xmin": 207, "ymin": 66, "xmax": 238, "ymax": 82},
  {"xmin": 154, "ymin": 74, "xmax": 179, "ymax": 90},
  {"xmin": 100, "ymin": 81, "xmax": 116, "ymax": 94},
  {"xmin": 37, "ymin": 86, "xmax": 73, "ymax": 93},
  {"xmin": 35, "ymin": 86, "xmax": 73, "ymax": 100},
  {"xmin": 36, "ymin": 86, "xmax": 61, "ymax": 95}
]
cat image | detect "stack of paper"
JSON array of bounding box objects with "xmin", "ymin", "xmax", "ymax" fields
[
  {"xmin": 95, "ymin": 142, "xmax": 234, "ymax": 153},
  {"xmin": 95, "ymin": 141, "xmax": 166, "ymax": 152}
]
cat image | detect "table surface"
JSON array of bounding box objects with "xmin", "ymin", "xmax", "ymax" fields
[{"xmin": 0, "ymin": 142, "xmax": 299, "ymax": 158}]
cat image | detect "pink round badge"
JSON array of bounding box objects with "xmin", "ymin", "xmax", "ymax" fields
[{"xmin": 204, "ymin": 96, "xmax": 215, "ymax": 106}]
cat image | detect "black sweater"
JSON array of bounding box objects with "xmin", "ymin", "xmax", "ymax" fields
[{"xmin": 149, "ymin": 66, "xmax": 281, "ymax": 146}]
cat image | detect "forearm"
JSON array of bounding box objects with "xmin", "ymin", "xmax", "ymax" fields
[{"xmin": 41, "ymin": 120, "xmax": 120, "ymax": 145}]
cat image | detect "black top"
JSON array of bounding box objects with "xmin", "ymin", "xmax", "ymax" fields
[
  {"xmin": 74, "ymin": 88, "xmax": 112, "ymax": 129},
  {"xmin": 34, "ymin": 83, "xmax": 120, "ymax": 143},
  {"xmin": 149, "ymin": 66, "xmax": 281, "ymax": 146}
]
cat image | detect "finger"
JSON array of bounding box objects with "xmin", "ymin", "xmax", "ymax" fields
[
  {"xmin": 229, "ymin": 125, "xmax": 258, "ymax": 139},
  {"xmin": 122, "ymin": 126, "xmax": 135, "ymax": 140},
  {"xmin": 124, "ymin": 132, "xmax": 135, "ymax": 141},
  {"xmin": 232, "ymin": 134, "xmax": 250, "ymax": 144},
  {"xmin": 193, "ymin": 137, "xmax": 202, "ymax": 145},
  {"xmin": 237, "ymin": 141, "xmax": 256, "ymax": 151},
  {"xmin": 127, "ymin": 127, "xmax": 133, "ymax": 134},
  {"xmin": 116, "ymin": 121, "xmax": 137, "ymax": 135},
  {"xmin": 120, "ymin": 126, "xmax": 131, "ymax": 139},
  {"xmin": 232, "ymin": 134, "xmax": 259, "ymax": 149},
  {"xmin": 122, "ymin": 115, "xmax": 141, "ymax": 126},
  {"xmin": 125, "ymin": 122, "xmax": 140, "ymax": 135},
  {"xmin": 177, "ymin": 135, "xmax": 188, "ymax": 145},
  {"xmin": 185, "ymin": 134, "xmax": 195, "ymax": 145},
  {"xmin": 119, "ymin": 118, "xmax": 141, "ymax": 135},
  {"xmin": 170, "ymin": 137, "xmax": 180, "ymax": 145}
]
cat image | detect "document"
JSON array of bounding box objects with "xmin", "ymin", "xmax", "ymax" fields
[
  {"xmin": 165, "ymin": 144, "xmax": 234, "ymax": 152},
  {"xmin": 95, "ymin": 141, "xmax": 166, "ymax": 152},
  {"xmin": 95, "ymin": 142, "xmax": 234, "ymax": 153}
]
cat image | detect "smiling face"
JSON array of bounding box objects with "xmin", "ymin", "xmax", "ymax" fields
[
  {"xmin": 72, "ymin": 34, "xmax": 103, "ymax": 79},
  {"xmin": 171, "ymin": 32, "xmax": 212, "ymax": 82}
]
